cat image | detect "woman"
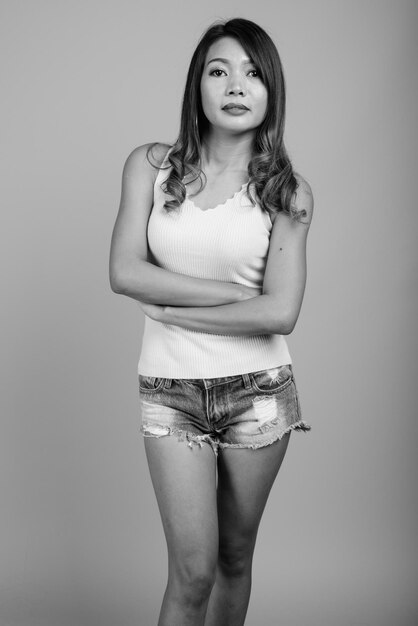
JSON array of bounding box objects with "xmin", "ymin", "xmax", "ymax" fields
[{"xmin": 109, "ymin": 17, "xmax": 313, "ymax": 626}]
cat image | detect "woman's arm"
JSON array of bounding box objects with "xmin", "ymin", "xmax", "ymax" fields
[
  {"xmin": 141, "ymin": 176, "xmax": 314, "ymax": 335},
  {"xmin": 109, "ymin": 143, "xmax": 253, "ymax": 306}
]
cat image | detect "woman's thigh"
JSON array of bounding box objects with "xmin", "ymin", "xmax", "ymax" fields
[
  {"xmin": 216, "ymin": 433, "xmax": 291, "ymax": 557},
  {"xmin": 144, "ymin": 435, "xmax": 218, "ymax": 571}
]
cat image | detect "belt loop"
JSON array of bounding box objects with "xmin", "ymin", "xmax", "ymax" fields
[
  {"xmin": 242, "ymin": 373, "xmax": 252, "ymax": 389},
  {"xmin": 164, "ymin": 378, "xmax": 172, "ymax": 388}
]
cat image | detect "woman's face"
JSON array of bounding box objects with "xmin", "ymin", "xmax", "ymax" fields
[{"xmin": 200, "ymin": 37, "xmax": 268, "ymax": 135}]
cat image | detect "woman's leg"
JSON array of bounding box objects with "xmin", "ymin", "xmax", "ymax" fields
[
  {"xmin": 144, "ymin": 435, "xmax": 218, "ymax": 626},
  {"xmin": 204, "ymin": 433, "xmax": 291, "ymax": 626}
]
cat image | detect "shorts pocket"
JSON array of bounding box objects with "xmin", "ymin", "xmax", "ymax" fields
[
  {"xmin": 138, "ymin": 375, "xmax": 166, "ymax": 393},
  {"xmin": 249, "ymin": 364, "xmax": 293, "ymax": 394}
]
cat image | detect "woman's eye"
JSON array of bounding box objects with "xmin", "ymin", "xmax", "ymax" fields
[{"xmin": 208, "ymin": 68, "xmax": 260, "ymax": 79}]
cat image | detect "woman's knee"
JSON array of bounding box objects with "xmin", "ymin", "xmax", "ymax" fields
[
  {"xmin": 218, "ymin": 539, "xmax": 255, "ymax": 577},
  {"xmin": 170, "ymin": 554, "xmax": 217, "ymax": 605}
]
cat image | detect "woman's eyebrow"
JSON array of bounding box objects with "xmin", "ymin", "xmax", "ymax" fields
[{"xmin": 206, "ymin": 57, "xmax": 253, "ymax": 66}]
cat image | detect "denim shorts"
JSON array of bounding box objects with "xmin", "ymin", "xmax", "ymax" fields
[{"xmin": 138, "ymin": 364, "xmax": 311, "ymax": 456}]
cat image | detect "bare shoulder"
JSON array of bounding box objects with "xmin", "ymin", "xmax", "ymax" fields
[
  {"xmin": 293, "ymin": 172, "xmax": 314, "ymax": 225},
  {"xmin": 122, "ymin": 141, "xmax": 172, "ymax": 184}
]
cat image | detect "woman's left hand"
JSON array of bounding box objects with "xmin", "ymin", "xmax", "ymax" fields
[{"xmin": 138, "ymin": 301, "xmax": 167, "ymax": 322}]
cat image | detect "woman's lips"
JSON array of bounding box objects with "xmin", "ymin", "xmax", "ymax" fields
[
  {"xmin": 222, "ymin": 106, "xmax": 249, "ymax": 115},
  {"xmin": 222, "ymin": 103, "xmax": 249, "ymax": 110}
]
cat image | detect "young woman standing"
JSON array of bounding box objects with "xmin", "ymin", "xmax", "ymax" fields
[{"xmin": 109, "ymin": 17, "xmax": 313, "ymax": 626}]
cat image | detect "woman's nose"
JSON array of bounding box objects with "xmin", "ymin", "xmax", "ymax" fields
[{"xmin": 226, "ymin": 74, "xmax": 247, "ymax": 96}]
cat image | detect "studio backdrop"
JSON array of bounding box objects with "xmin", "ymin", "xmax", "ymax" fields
[{"xmin": 1, "ymin": 1, "xmax": 417, "ymax": 625}]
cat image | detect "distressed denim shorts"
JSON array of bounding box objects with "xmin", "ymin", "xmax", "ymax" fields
[{"xmin": 138, "ymin": 364, "xmax": 311, "ymax": 456}]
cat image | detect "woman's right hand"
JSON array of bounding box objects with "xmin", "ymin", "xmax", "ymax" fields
[{"xmin": 239, "ymin": 285, "xmax": 262, "ymax": 301}]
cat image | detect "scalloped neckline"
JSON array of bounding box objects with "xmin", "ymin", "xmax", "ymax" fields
[{"xmin": 186, "ymin": 183, "xmax": 248, "ymax": 212}]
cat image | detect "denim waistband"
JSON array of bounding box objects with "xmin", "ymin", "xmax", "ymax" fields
[{"xmin": 147, "ymin": 374, "xmax": 253, "ymax": 390}]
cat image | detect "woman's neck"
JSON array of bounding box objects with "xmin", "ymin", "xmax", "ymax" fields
[{"xmin": 200, "ymin": 131, "xmax": 254, "ymax": 174}]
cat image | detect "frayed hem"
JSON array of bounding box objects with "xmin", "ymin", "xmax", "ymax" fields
[
  {"xmin": 218, "ymin": 420, "xmax": 312, "ymax": 451},
  {"xmin": 140, "ymin": 425, "xmax": 219, "ymax": 456}
]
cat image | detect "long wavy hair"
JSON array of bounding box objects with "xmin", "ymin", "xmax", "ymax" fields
[{"xmin": 147, "ymin": 17, "xmax": 305, "ymax": 221}]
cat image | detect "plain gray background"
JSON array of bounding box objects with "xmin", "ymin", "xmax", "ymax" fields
[{"xmin": 1, "ymin": 1, "xmax": 417, "ymax": 625}]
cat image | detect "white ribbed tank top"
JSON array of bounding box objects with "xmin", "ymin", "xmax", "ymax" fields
[{"xmin": 137, "ymin": 147, "xmax": 292, "ymax": 378}]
